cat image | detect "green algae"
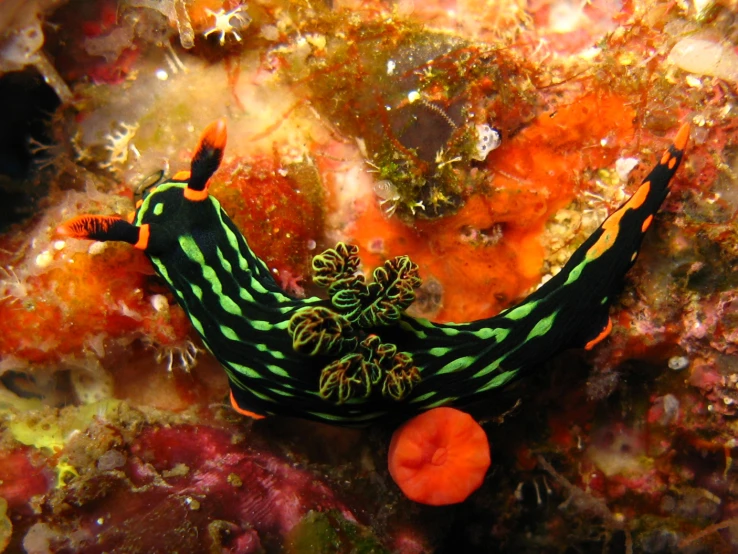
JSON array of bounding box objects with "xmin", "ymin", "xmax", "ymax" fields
[
  {"xmin": 285, "ymin": 510, "xmax": 390, "ymax": 554},
  {"xmin": 5, "ymin": 400, "xmax": 123, "ymax": 488},
  {"xmin": 0, "ymin": 497, "xmax": 10, "ymax": 552},
  {"xmin": 280, "ymin": 15, "xmax": 539, "ymax": 220},
  {"xmin": 8, "ymin": 416, "xmax": 65, "ymax": 453},
  {"xmin": 6, "ymin": 400, "xmax": 121, "ymax": 453}
]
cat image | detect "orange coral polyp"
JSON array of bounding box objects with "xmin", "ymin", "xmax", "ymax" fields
[{"xmin": 388, "ymin": 407, "xmax": 491, "ymax": 506}]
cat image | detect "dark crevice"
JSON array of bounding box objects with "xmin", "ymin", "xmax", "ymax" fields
[{"xmin": 0, "ymin": 68, "xmax": 60, "ymax": 231}]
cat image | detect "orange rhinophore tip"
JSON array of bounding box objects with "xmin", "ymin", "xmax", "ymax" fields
[
  {"xmin": 200, "ymin": 118, "xmax": 228, "ymax": 152},
  {"xmin": 56, "ymin": 215, "xmax": 121, "ymax": 239},
  {"xmin": 187, "ymin": 119, "xmax": 228, "ymax": 197},
  {"xmin": 388, "ymin": 407, "xmax": 491, "ymax": 506},
  {"xmin": 674, "ymin": 122, "xmax": 690, "ymax": 151}
]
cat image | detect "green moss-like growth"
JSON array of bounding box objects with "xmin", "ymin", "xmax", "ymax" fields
[
  {"xmin": 0, "ymin": 497, "xmax": 11, "ymax": 552},
  {"xmin": 284, "ymin": 510, "xmax": 390, "ymax": 554},
  {"xmin": 280, "ymin": 15, "xmax": 540, "ymax": 219}
]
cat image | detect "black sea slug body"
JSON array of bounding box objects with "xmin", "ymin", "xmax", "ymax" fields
[{"xmin": 59, "ymin": 119, "xmax": 690, "ymax": 427}]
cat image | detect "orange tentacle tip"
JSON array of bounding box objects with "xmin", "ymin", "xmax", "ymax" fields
[
  {"xmin": 388, "ymin": 407, "xmax": 491, "ymax": 506},
  {"xmin": 674, "ymin": 122, "xmax": 690, "ymax": 151},
  {"xmin": 55, "ymin": 215, "xmax": 120, "ymax": 239},
  {"xmin": 199, "ymin": 118, "xmax": 228, "ymax": 151}
]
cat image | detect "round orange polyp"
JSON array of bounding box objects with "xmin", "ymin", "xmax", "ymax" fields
[{"xmin": 388, "ymin": 407, "xmax": 491, "ymax": 506}]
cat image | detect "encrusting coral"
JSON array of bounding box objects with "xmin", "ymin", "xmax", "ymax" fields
[{"xmin": 1, "ymin": 402, "xmax": 426, "ymax": 553}]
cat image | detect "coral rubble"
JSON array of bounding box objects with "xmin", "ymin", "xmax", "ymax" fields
[{"xmin": 1, "ymin": 403, "xmax": 427, "ymax": 552}]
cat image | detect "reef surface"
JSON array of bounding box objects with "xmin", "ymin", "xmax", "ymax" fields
[{"xmin": 1, "ymin": 0, "xmax": 738, "ymax": 552}]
